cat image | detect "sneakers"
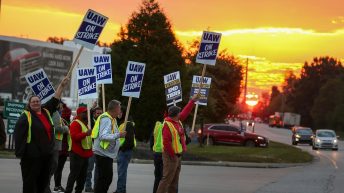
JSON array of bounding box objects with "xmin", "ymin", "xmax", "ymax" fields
[
  {"xmin": 53, "ymin": 186, "xmax": 65, "ymax": 192},
  {"xmin": 85, "ymin": 187, "xmax": 94, "ymax": 192}
]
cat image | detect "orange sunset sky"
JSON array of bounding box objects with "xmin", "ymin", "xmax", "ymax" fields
[{"xmin": 1, "ymin": 0, "xmax": 344, "ymax": 97}]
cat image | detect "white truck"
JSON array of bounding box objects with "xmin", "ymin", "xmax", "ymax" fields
[{"xmin": 275, "ymin": 112, "xmax": 301, "ymax": 128}]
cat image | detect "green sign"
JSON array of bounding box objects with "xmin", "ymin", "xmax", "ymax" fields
[
  {"xmin": 7, "ymin": 118, "xmax": 18, "ymax": 134},
  {"xmin": 4, "ymin": 101, "xmax": 26, "ymax": 118}
]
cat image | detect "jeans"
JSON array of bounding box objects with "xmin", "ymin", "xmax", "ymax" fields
[
  {"xmin": 115, "ymin": 150, "xmax": 132, "ymax": 193},
  {"xmin": 45, "ymin": 150, "xmax": 59, "ymax": 193},
  {"xmin": 54, "ymin": 154, "xmax": 67, "ymax": 187},
  {"xmin": 85, "ymin": 155, "xmax": 97, "ymax": 189}
]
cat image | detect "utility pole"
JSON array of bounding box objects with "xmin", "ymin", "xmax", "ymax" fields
[{"xmin": 243, "ymin": 58, "xmax": 248, "ymax": 105}]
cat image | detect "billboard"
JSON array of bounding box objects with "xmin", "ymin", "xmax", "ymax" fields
[{"xmin": 0, "ymin": 38, "xmax": 73, "ymax": 102}]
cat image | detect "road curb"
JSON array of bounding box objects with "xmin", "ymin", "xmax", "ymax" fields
[
  {"xmin": 0, "ymin": 156, "xmax": 311, "ymax": 168},
  {"xmin": 130, "ymin": 158, "xmax": 310, "ymax": 168}
]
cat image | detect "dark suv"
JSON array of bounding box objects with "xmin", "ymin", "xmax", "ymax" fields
[
  {"xmin": 197, "ymin": 123, "xmax": 269, "ymax": 147},
  {"xmin": 291, "ymin": 126, "xmax": 313, "ymax": 145}
]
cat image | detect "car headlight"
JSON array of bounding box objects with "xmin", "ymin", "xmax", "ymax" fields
[
  {"xmin": 295, "ymin": 134, "xmax": 301, "ymax": 138},
  {"xmin": 334, "ymin": 139, "xmax": 338, "ymax": 143},
  {"xmin": 258, "ymin": 136, "xmax": 264, "ymax": 140},
  {"xmin": 316, "ymin": 139, "xmax": 321, "ymax": 143}
]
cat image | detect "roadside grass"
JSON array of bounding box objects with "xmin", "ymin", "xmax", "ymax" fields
[
  {"xmin": 335, "ymin": 130, "xmax": 344, "ymax": 140},
  {"xmin": 185, "ymin": 141, "xmax": 313, "ymax": 163},
  {"xmin": 0, "ymin": 149, "xmax": 15, "ymax": 159},
  {"xmin": 0, "ymin": 141, "xmax": 313, "ymax": 163}
]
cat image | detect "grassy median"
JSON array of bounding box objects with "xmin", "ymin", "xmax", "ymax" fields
[
  {"xmin": 0, "ymin": 149, "xmax": 15, "ymax": 159},
  {"xmin": 185, "ymin": 141, "xmax": 313, "ymax": 163},
  {"xmin": 0, "ymin": 141, "xmax": 313, "ymax": 163}
]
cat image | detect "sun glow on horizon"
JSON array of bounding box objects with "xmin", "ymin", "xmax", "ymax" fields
[{"xmin": 2, "ymin": 2, "xmax": 344, "ymax": 96}]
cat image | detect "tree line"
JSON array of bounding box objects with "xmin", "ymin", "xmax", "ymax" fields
[
  {"xmin": 262, "ymin": 56, "xmax": 344, "ymax": 133},
  {"xmin": 48, "ymin": 0, "xmax": 243, "ymax": 140}
]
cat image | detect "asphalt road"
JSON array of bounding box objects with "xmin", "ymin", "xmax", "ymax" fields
[
  {"xmin": 0, "ymin": 158, "xmax": 298, "ymax": 193},
  {"xmin": 2, "ymin": 120, "xmax": 343, "ymax": 193},
  {"xmin": 246, "ymin": 122, "xmax": 344, "ymax": 193}
]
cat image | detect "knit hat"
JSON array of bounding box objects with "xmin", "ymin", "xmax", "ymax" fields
[
  {"xmin": 61, "ymin": 104, "xmax": 71, "ymax": 119},
  {"xmin": 76, "ymin": 106, "xmax": 87, "ymax": 115},
  {"xmin": 168, "ymin": 106, "xmax": 181, "ymax": 117}
]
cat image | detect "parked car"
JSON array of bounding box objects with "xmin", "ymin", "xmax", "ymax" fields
[
  {"xmin": 291, "ymin": 126, "xmax": 313, "ymax": 145},
  {"xmin": 197, "ymin": 123, "xmax": 269, "ymax": 147},
  {"xmin": 312, "ymin": 129, "xmax": 338, "ymax": 151}
]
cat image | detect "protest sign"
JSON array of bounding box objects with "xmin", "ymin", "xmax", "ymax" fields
[
  {"xmin": 93, "ymin": 54, "xmax": 112, "ymax": 84},
  {"xmin": 77, "ymin": 67, "xmax": 97, "ymax": 99},
  {"xmin": 25, "ymin": 68, "xmax": 55, "ymax": 104},
  {"xmin": 190, "ymin": 76, "xmax": 212, "ymax": 106},
  {"xmin": 196, "ymin": 31, "xmax": 222, "ymax": 66},
  {"xmin": 164, "ymin": 71, "xmax": 182, "ymax": 106},
  {"xmin": 121, "ymin": 61, "xmax": 145, "ymax": 132},
  {"xmin": 122, "ymin": 61, "xmax": 146, "ymax": 98},
  {"xmin": 73, "ymin": 9, "xmax": 108, "ymax": 50},
  {"xmin": 190, "ymin": 75, "xmax": 212, "ymax": 132}
]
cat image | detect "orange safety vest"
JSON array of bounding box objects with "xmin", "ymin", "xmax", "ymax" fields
[{"xmin": 164, "ymin": 121, "xmax": 183, "ymax": 154}]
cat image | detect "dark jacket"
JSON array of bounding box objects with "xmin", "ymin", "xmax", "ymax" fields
[
  {"xmin": 0, "ymin": 116, "xmax": 6, "ymax": 146},
  {"xmin": 119, "ymin": 121, "xmax": 135, "ymax": 152},
  {"xmin": 14, "ymin": 97, "xmax": 59, "ymax": 158}
]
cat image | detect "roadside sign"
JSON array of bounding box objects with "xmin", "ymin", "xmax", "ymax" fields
[
  {"xmin": 73, "ymin": 9, "xmax": 108, "ymax": 50},
  {"xmin": 164, "ymin": 71, "xmax": 182, "ymax": 106},
  {"xmin": 196, "ymin": 31, "xmax": 222, "ymax": 66},
  {"xmin": 4, "ymin": 101, "xmax": 25, "ymax": 118},
  {"xmin": 7, "ymin": 118, "xmax": 18, "ymax": 134},
  {"xmin": 93, "ymin": 54, "xmax": 112, "ymax": 84},
  {"xmin": 25, "ymin": 68, "xmax": 55, "ymax": 104},
  {"xmin": 190, "ymin": 75, "xmax": 212, "ymax": 106},
  {"xmin": 77, "ymin": 67, "xmax": 97, "ymax": 99},
  {"xmin": 122, "ymin": 61, "xmax": 146, "ymax": 98}
]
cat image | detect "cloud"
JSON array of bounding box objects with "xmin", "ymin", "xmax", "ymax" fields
[
  {"xmin": 331, "ymin": 16, "xmax": 344, "ymax": 25},
  {"xmin": 176, "ymin": 27, "xmax": 344, "ymax": 38},
  {"xmin": 245, "ymin": 59, "xmax": 303, "ymax": 95}
]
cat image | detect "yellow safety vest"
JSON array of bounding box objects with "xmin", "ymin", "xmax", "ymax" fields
[
  {"xmin": 23, "ymin": 108, "xmax": 54, "ymax": 144},
  {"xmin": 55, "ymin": 117, "xmax": 67, "ymax": 140},
  {"xmin": 119, "ymin": 121, "xmax": 137, "ymax": 148},
  {"xmin": 164, "ymin": 121, "xmax": 183, "ymax": 154},
  {"xmin": 74, "ymin": 119, "xmax": 92, "ymax": 150},
  {"xmin": 91, "ymin": 112, "xmax": 117, "ymax": 149},
  {"xmin": 54, "ymin": 117, "xmax": 72, "ymax": 151},
  {"xmin": 153, "ymin": 121, "xmax": 163, "ymax": 153},
  {"xmin": 67, "ymin": 134, "xmax": 72, "ymax": 151}
]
